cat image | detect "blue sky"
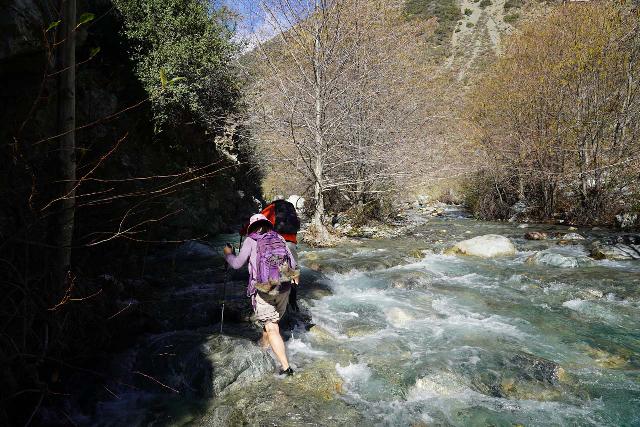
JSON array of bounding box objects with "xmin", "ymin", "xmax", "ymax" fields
[{"xmin": 215, "ymin": 1, "xmax": 311, "ymax": 46}]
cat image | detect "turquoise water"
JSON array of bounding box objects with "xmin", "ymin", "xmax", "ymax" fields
[
  {"xmin": 289, "ymin": 214, "xmax": 640, "ymax": 426},
  {"xmin": 92, "ymin": 211, "xmax": 640, "ymax": 426}
]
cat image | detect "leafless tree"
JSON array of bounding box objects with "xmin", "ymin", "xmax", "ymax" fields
[{"xmin": 241, "ymin": 0, "xmax": 436, "ymax": 239}]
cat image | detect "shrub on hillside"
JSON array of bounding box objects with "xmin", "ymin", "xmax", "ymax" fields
[
  {"xmin": 405, "ymin": 0, "xmax": 462, "ymax": 42},
  {"xmin": 504, "ymin": 0, "xmax": 522, "ymax": 10},
  {"xmin": 479, "ymin": 0, "xmax": 493, "ymax": 8},
  {"xmin": 504, "ymin": 13, "xmax": 519, "ymax": 23},
  {"xmin": 467, "ymin": 3, "xmax": 640, "ymax": 224}
]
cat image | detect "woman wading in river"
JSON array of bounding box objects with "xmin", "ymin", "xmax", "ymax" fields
[{"xmin": 223, "ymin": 213, "xmax": 298, "ymax": 376}]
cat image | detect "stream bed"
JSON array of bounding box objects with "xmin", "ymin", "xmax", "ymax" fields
[{"xmin": 91, "ymin": 209, "xmax": 640, "ymax": 426}]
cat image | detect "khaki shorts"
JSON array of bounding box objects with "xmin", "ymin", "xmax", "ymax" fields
[{"xmin": 254, "ymin": 289, "xmax": 290, "ymax": 327}]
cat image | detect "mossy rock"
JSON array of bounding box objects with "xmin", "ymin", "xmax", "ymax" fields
[{"xmin": 308, "ymin": 324, "xmax": 338, "ymax": 344}]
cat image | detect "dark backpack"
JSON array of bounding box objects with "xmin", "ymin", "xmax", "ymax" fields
[{"xmin": 273, "ymin": 200, "xmax": 301, "ymax": 235}]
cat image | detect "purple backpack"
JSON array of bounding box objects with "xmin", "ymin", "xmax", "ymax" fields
[{"xmin": 249, "ymin": 231, "xmax": 295, "ymax": 295}]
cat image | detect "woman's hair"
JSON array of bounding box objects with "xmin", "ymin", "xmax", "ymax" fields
[{"xmin": 248, "ymin": 220, "xmax": 273, "ymax": 235}]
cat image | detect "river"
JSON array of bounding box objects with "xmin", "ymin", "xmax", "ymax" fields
[{"xmin": 91, "ymin": 208, "xmax": 639, "ymax": 426}]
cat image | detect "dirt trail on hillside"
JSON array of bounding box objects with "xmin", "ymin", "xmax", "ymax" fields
[{"xmin": 446, "ymin": 0, "xmax": 510, "ymax": 82}]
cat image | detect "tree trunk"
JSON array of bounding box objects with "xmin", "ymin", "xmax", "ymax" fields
[
  {"xmin": 54, "ymin": 0, "xmax": 76, "ymax": 285},
  {"xmin": 310, "ymin": 1, "xmax": 328, "ymax": 240}
]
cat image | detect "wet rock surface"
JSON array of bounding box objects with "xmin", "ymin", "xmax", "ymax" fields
[
  {"xmin": 447, "ymin": 234, "xmax": 517, "ymax": 257},
  {"xmin": 526, "ymin": 250, "xmax": 594, "ymax": 268},
  {"xmin": 591, "ymin": 236, "xmax": 640, "ymax": 260}
]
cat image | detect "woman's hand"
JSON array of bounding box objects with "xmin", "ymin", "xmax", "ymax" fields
[{"xmin": 223, "ymin": 245, "xmax": 233, "ymax": 256}]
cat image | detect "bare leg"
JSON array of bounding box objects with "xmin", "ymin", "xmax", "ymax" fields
[
  {"xmin": 265, "ymin": 322, "xmax": 289, "ymax": 370},
  {"xmin": 258, "ymin": 331, "xmax": 270, "ymax": 349}
]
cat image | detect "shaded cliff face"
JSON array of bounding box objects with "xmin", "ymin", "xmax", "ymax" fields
[
  {"xmin": 0, "ymin": 2, "xmax": 261, "ymax": 424},
  {"xmin": 1, "ymin": 0, "xmax": 261, "ymax": 248}
]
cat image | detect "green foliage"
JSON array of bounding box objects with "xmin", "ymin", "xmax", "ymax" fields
[
  {"xmin": 504, "ymin": 0, "xmax": 523, "ymax": 10},
  {"xmin": 479, "ymin": 0, "xmax": 493, "ymax": 8},
  {"xmin": 114, "ymin": 0, "xmax": 240, "ymax": 133},
  {"xmin": 504, "ymin": 13, "xmax": 520, "ymax": 23},
  {"xmin": 464, "ymin": 8, "xmax": 473, "ymax": 16},
  {"xmin": 404, "ymin": 0, "xmax": 463, "ymax": 42},
  {"xmin": 76, "ymin": 12, "xmax": 95, "ymax": 28},
  {"xmin": 46, "ymin": 20, "xmax": 61, "ymax": 32},
  {"xmin": 466, "ymin": 22, "xmax": 475, "ymax": 28}
]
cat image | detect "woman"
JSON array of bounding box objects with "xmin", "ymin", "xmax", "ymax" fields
[{"xmin": 223, "ymin": 213, "xmax": 296, "ymax": 376}]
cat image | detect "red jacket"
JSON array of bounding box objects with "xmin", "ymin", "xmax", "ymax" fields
[
  {"xmin": 239, "ymin": 204, "xmax": 298, "ymax": 244},
  {"xmin": 261, "ymin": 203, "xmax": 298, "ymax": 244}
]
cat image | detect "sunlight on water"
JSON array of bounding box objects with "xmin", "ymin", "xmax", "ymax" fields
[{"xmin": 291, "ymin": 216, "xmax": 640, "ymax": 426}]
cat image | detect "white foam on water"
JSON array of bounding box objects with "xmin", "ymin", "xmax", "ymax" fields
[
  {"xmin": 286, "ymin": 336, "xmax": 327, "ymax": 358},
  {"xmin": 385, "ymin": 307, "xmax": 415, "ymax": 328},
  {"xmin": 562, "ymin": 298, "xmax": 626, "ymax": 325},
  {"xmin": 431, "ymin": 298, "xmax": 527, "ymax": 339},
  {"xmin": 562, "ymin": 298, "xmax": 585, "ymax": 310},
  {"xmin": 407, "ymin": 371, "xmax": 471, "ymax": 401},
  {"xmin": 335, "ymin": 362, "xmax": 372, "ymax": 397}
]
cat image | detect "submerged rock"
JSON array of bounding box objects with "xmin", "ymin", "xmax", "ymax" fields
[
  {"xmin": 345, "ymin": 324, "xmax": 381, "ymax": 338},
  {"xmin": 446, "ymin": 234, "xmax": 516, "ymax": 258},
  {"xmin": 590, "ymin": 241, "xmax": 640, "ymax": 260},
  {"xmin": 471, "ymin": 352, "xmax": 568, "ymax": 401},
  {"xmin": 526, "ymin": 251, "xmax": 594, "ymax": 268},
  {"xmin": 525, "ymin": 231, "xmax": 548, "ymax": 240},
  {"xmin": 308, "ymin": 325, "xmax": 338, "ymax": 344},
  {"xmin": 583, "ymin": 345, "xmax": 630, "ymax": 369},
  {"xmin": 389, "ymin": 271, "xmax": 432, "ymax": 290}
]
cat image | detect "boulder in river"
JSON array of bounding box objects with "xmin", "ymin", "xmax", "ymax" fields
[
  {"xmin": 615, "ymin": 212, "xmax": 639, "ymax": 230},
  {"xmin": 590, "ymin": 241, "xmax": 640, "ymax": 260},
  {"xmin": 526, "ymin": 251, "xmax": 594, "ymax": 268},
  {"xmin": 525, "ymin": 231, "xmax": 548, "ymax": 240},
  {"xmin": 446, "ymin": 234, "xmax": 516, "ymax": 258}
]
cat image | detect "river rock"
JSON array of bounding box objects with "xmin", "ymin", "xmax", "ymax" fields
[
  {"xmin": 389, "ymin": 271, "xmax": 432, "ymax": 290},
  {"xmin": 308, "ymin": 325, "xmax": 337, "ymax": 344},
  {"xmin": 510, "ymin": 352, "xmax": 566, "ymax": 384},
  {"xmin": 446, "ymin": 234, "xmax": 516, "ymax": 258},
  {"xmin": 583, "ymin": 345, "xmax": 630, "ymax": 369},
  {"xmin": 195, "ymin": 359, "xmax": 363, "ymax": 426},
  {"xmin": 345, "ymin": 324, "xmax": 381, "ymax": 338},
  {"xmin": 525, "ymin": 231, "xmax": 547, "ymax": 240},
  {"xmin": 590, "ymin": 241, "xmax": 640, "ymax": 260},
  {"xmin": 615, "ymin": 212, "xmax": 639, "ymax": 230},
  {"xmin": 168, "ymin": 240, "xmax": 216, "ymax": 260},
  {"xmin": 133, "ymin": 331, "xmax": 273, "ymax": 397},
  {"xmin": 526, "ymin": 251, "xmax": 594, "ymax": 268},
  {"xmin": 561, "ymin": 232, "xmax": 585, "ymax": 240}
]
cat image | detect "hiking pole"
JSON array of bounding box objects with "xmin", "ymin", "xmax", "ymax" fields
[{"xmin": 220, "ymin": 243, "xmax": 233, "ymax": 334}]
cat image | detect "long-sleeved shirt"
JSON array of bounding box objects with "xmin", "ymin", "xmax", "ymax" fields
[{"xmin": 225, "ymin": 233, "xmax": 297, "ymax": 300}]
